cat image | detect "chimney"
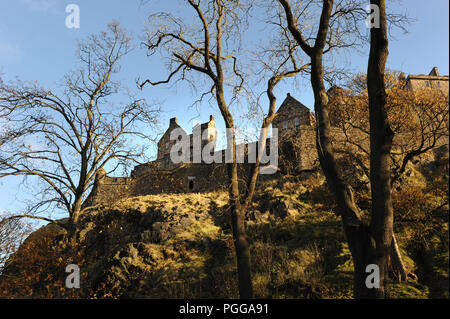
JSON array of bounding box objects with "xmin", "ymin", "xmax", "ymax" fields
[
  {"xmin": 287, "ymin": 92, "xmax": 291, "ymax": 97},
  {"xmin": 209, "ymin": 115, "xmax": 215, "ymax": 122},
  {"xmin": 429, "ymin": 67, "xmax": 439, "ymax": 76},
  {"xmin": 169, "ymin": 117, "xmax": 178, "ymax": 125}
]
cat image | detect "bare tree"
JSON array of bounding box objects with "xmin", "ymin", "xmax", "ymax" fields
[
  {"xmin": 0, "ymin": 22, "xmax": 159, "ymax": 236},
  {"xmin": 0, "ymin": 214, "xmax": 32, "ymax": 274},
  {"xmin": 276, "ymin": 0, "xmax": 410, "ymax": 298},
  {"xmin": 245, "ymin": 3, "xmax": 311, "ymax": 208},
  {"xmin": 139, "ymin": 0, "xmax": 309, "ymax": 298},
  {"xmin": 139, "ymin": 0, "xmax": 254, "ymax": 298}
]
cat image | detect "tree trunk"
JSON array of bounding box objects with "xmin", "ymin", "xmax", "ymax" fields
[
  {"xmin": 367, "ymin": 0, "xmax": 393, "ymax": 298},
  {"xmin": 65, "ymin": 197, "xmax": 83, "ymax": 246},
  {"xmin": 228, "ymin": 139, "xmax": 253, "ymax": 299},
  {"xmin": 278, "ymin": 0, "xmax": 376, "ymax": 297},
  {"xmin": 71, "ymin": 196, "xmax": 83, "ymax": 226},
  {"xmin": 390, "ymin": 234, "xmax": 416, "ymax": 281},
  {"xmin": 231, "ymin": 202, "xmax": 253, "ymax": 298},
  {"xmin": 390, "ymin": 234, "xmax": 407, "ymax": 281},
  {"xmin": 310, "ymin": 48, "xmax": 379, "ymax": 298},
  {"xmin": 218, "ymin": 88, "xmax": 253, "ymax": 299},
  {"xmin": 306, "ymin": 1, "xmax": 388, "ymax": 298},
  {"xmin": 279, "ymin": 0, "xmax": 410, "ymax": 298}
]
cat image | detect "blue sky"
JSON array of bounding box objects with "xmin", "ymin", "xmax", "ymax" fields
[{"xmin": 0, "ymin": 0, "xmax": 449, "ymax": 217}]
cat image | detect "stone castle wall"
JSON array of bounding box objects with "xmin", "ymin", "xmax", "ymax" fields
[
  {"xmin": 83, "ymin": 82, "xmax": 449, "ymax": 207},
  {"xmin": 84, "ymin": 162, "xmax": 278, "ymax": 206},
  {"xmin": 84, "ymin": 122, "xmax": 448, "ymax": 207},
  {"xmin": 406, "ymin": 66, "xmax": 449, "ymax": 95}
]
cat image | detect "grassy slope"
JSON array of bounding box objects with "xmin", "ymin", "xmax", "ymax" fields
[
  {"xmin": 84, "ymin": 171, "xmax": 446, "ymax": 298},
  {"xmin": 1, "ymin": 165, "xmax": 447, "ymax": 299}
]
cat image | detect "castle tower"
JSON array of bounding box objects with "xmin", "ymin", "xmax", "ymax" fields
[
  {"xmin": 157, "ymin": 117, "xmax": 188, "ymax": 161},
  {"xmin": 272, "ymin": 93, "xmax": 316, "ymax": 134},
  {"xmin": 273, "ymin": 93, "xmax": 318, "ymax": 172},
  {"xmin": 189, "ymin": 115, "xmax": 217, "ymax": 162},
  {"xmin": 156, "ymin": 115, "xmax": 217, "ymax": 166}
]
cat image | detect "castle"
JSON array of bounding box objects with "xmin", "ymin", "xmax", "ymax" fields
[
  {"xmin": 84, "ymin": 93, "xmax": 318, "ymax": 206},
  {"xmin": 84, "ymin": 67, "xmax": 449, "ymax": 206},
  {"xmin": 405, "ymin": 66, "xmax": 449, "ymax": 94}
]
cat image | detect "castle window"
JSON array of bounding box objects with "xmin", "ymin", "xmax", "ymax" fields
[
  {"xmin": 188, "ymin": 176, "xmax": 196, "ymax": 191},
  {"xmin": 165, "ymin": 142, "xmax": 169, "ymax": 149},
  {"xmin": 283, "ymin": 120, "xmax": 287, "ymax": 129},
  {"xmin": 295, "ymin": 117, "xmax": 300, "ymax": 127}
]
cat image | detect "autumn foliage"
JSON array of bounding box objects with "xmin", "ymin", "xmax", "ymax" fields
[
  {"xmin": 0, "ymin": 227, "xmax": 87, "ymax": 298},
  {"xmin": 328, "ymin": 70, "xmax": 449, "ymax": 183}
]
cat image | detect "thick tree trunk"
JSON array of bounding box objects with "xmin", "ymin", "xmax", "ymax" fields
[
  {"xmin": 65, "ymin": 197, "xmax": 83, "ymax": 246},
  {"xmin": 310, "ymin": 56, "xmax": 378, "ymax": 297},
  {"xmin": 279, "ymin": 0, "xmax": 410, "ymax": 298},
  {"xmin": 72, "ymin": 200, "xmax": 82, "ymax": 225},
  {"xmin": 306, "ymin": 1, "xmax": 387, "ymax": 298},
  {"xmin": 367, "ymin": 0, "xmax": 393, "ymax": 298}
]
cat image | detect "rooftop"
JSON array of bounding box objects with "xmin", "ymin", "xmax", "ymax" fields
[{"xmin": 407, "ymin": 66, "xmax": 449, "ymax": 81}]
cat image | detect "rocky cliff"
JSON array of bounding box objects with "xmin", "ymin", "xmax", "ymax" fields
[{"xmin": 1, "ymin": 154, "xmax": 448, "ymax": 298}]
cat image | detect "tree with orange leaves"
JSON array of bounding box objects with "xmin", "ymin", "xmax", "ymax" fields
[
  {"xmin": 0, "ymin": 225, "xmax": 89, "ymax": 298},
  {"xmin": 328, "ymin": 70, "xmax": 449, "ymax": 186},
  {"xmin": 327, "ymin": 69, "xmax": 448, "ymax": 285}
]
